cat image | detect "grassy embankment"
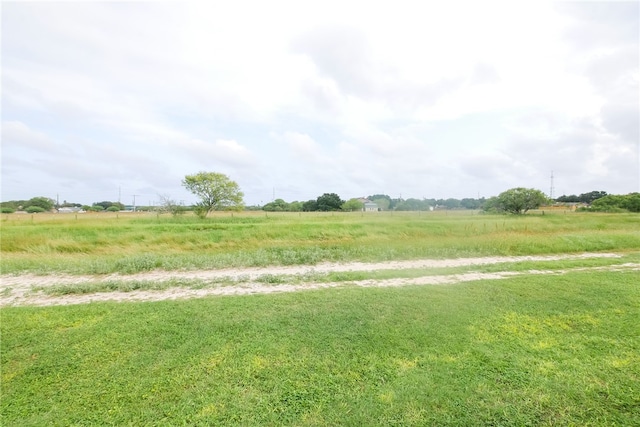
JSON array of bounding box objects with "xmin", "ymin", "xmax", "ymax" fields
[{"xmin": 1, "ymin": 210, "xmax": 639, "ymax": 274}]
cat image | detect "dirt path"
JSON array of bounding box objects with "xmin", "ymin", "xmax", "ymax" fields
[{"xmin": 1, "ymin": 253, "xmax": 637, "ymax": 307}]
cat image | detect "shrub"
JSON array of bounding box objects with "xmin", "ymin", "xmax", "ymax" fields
[
  {"xmin": 25, "ymin": 206, "xmax": 46, "ymax": 213},
  {"xmin": 106, "ymin": 206, "xmax": 120, "ymax": 212},
  {"xmin": 1, "ymin": 207, "xmax": 15, "ymax": 214},
  {"xmin": 588, "ymin": 193, "xmax": 640, "ymax": 213}
]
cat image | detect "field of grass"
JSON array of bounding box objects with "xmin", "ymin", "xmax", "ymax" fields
[
  {"xmin": 2, "ymin": 270, "xmax": 639, "ymax": 426},
  {"xmin": 2, "ymin": 210, "xmax": 639, "ymax": 274},
  {"xmin": 1, "ymin": 211, "xmax": 639, "ymax": 425}
]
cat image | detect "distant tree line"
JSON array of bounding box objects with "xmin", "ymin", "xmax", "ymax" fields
[
  {"xmin": 2, "ymin": 182, "xmax": 638, "ymax": 215},
  {"xmin": 581, "ymin": 193, "xmax": 640, "ymax": 212},
  {"xmin": 0, "ymin": 198, "xmax": 125, "ymax": 213},
  {"xmin": 262, "ymin": 193, "xmax": 486, "ymax": 212},
  {"xmin": 82, "ymin": 201, "xmax": 126, "ymax": 212},
  {"xmin": 0, "ymin": 197, "xmax": 56, "ymax": 213},
  {"xmin": 552, "ymin": 190, "xmax": 640, "ymax": 212},
  {"xmin": 555, "ymin": 191, "xmax": 608, "ymax": 204}
]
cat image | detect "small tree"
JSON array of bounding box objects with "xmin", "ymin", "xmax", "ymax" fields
[
  {"xmin": 368, "ymin": 194, "xmax": 392, "ymax": 210},
  {"xmin": 182, "ymin": 172, "xmax": 244, "ymax": 218},
  {"xmin": 25, "ymin": 206, "xmax": 45, "ymax": 213},
  {"xmin": 289, "ymin": 201, "xmax": 303, "ymax": 212},
  {"xmin": 94, "ymin": 201, "xmax": 124, "ymax": 211},
  {"xmin": 158, "ymin": 194, "xmax": 186, "ymax": 217},
  {"xmin": 396, "ymin": 198, "xmax": 429, "ymax": 211},
  {"xmin": 263, "ymin": 199, "xmax": 289, "ymax": 212},
  {"xmin": 370, "ymin": 197, "xmax": 390, "ymax": 211},
  {"xmin": 461, "ymin": 198, "xmax": 483, "ymax": 209},
  {"xmin": 494, "ymin": 188, "xmax": 549, "ymax": 214},
  {"xmin": 482, "ymin": 197, "xmax": 501, "ymax": 213},
  {"xmin": 342, "ymin": 198, "xmax": 364, "ymax": 212}
]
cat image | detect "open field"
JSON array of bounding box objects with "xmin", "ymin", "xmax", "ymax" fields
[
  {"xmin": 1, "ymin": 211, "xmax": 639, "ymax": 425},
  {"xmin": 2, "ymin": 210, "xmax": 640, "ymax": 274}
]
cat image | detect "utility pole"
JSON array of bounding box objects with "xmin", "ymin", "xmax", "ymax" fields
[
  {"xmin": 132, "ymin": 195, "xmax": 139, "ymax": 212},
  {"xmin": 549, "ymin": 171, "xmax": 555, "ymax": 200}
]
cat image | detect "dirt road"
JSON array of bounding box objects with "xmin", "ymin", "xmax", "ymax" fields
[{"xmin": 1, "ymin": 253, "xmax": 637, "ymax": 307}]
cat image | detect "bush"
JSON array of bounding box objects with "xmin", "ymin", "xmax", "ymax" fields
[
  {"xmin": 588, "ymin": 193, "xmax": 640, "ymax": 213},
  {"xmin": 26, "ymin": 197, "xmax": 54, "ymax": 211},
  {"xmin": 1, "ymin": 207, "xmax": 15, "ymax": 214},
  {"xmin": 25, "ymin": 206, "xmax": 46, "ymax": 213},
  {"xmin": 106, "ymin": 206, "xmax": 120, "ymax": 212}
]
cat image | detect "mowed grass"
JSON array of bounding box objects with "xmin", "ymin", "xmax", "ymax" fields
[
  {"xmin": 2, "ymin": 211, "xmax": 639, "ymax": 274},
  {"xmin": 2, "ymin": 270, "xmax": 639, "ymax": 426}
]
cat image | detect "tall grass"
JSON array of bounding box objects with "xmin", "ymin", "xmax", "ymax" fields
[{"xmin": 2, "ymin": 211, "xmax": 639, "ymax": 274}]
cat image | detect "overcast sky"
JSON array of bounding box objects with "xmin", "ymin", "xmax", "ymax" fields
[{"xmin": 2, "ymin": 1, "xmax": 639, "ymax": 206}]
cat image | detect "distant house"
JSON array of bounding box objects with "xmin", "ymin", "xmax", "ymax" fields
[
  {"xmin": 364, "ymin": 201, "xmax": 379, "ymax": 212},
  {"xmin": 357, "ymin": 198, "xmax": 379, "ymax": 212},
  {"xmin": 57, "ymin": 207, "xmax": 82, "ymax": 213}
]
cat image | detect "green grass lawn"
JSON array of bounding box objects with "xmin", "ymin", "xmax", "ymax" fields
[
  {"xmin": 2, "ymin": 211, "xmax": 640, "ymax": 274},
  {"xmin": 2, "ymin": 270, "xmax": 638, "ymax": 426}
]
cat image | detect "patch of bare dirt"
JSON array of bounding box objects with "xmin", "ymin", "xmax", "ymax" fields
[{"xmin": 1, "ymin": 253, "xmax": 636, "ymax": 307}]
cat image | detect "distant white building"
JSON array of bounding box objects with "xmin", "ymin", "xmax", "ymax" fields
[
  {"xmin": 57, "ymin": 207, "xmax": 82, "ymax": 213},
  {"xmin": 358, "ymin": 198, "xmax": 379, "ymax": 212}
]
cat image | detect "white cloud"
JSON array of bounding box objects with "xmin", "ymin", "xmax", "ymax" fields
[
  {"xmin": 1, "ymin": 1, "xmax": 638, "ymax": 204},
  {"xmin": 2, "ymin": 121, "xmax": 55, "ymax": 152},
  {"xmin": 180, "ymin": 138, "xmax": 258, "ymax": 170}
]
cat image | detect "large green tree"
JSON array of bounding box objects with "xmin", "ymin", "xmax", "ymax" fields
[
  {"xmin": 182, "ymin": 172, "xmax": 244, "ymax": 218},
  {"xmin": 26, "ymin": 197, "xmax": 55, "ymax": 211},
  {"xmin": 316, "ymin": 193, "xmax": 344, "ymax": 211},
  {"xmin": 493, "ymin": 187, "xmax": 549, "ymax": 214}
]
